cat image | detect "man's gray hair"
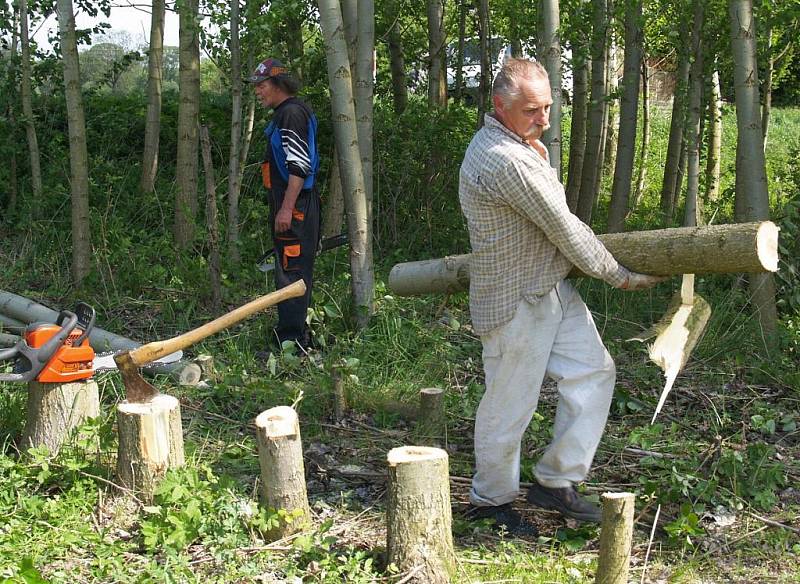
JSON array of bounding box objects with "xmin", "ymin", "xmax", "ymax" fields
[{"xmin": 493, "ymin": 59, "xmax": 549, "ymax": 106}]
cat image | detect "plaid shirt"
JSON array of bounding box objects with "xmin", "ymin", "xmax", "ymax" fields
[{"xmin": 459, "ymin": 114, "xmax": 630, "ymax": 335}]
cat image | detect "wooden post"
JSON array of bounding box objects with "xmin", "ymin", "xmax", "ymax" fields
[
  {"xmin": 417, "ymin": 388, "xmax": 446, "ymax": 446},
  {"xmin": 22, "ymin": 379, "xmax": 100, "ymax": 456},
  {"xmin": 255, "ymin": 406, "xmax": 311, "ymax": 539},
  {"xmin": 596, "ymin": 492, "xmax": 636, "ymax": 584},
  {"xmin": 386, "ymin": 446, "xmax": 455, "ymax": 584},
  {"xmin": 331, "ymin": 366, "xmax": 348, "ymax": 421},
  {"xmin": 116, "ymin": 394, "xmax": 185, "ymax": 501}
]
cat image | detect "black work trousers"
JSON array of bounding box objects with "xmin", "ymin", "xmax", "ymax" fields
[{"xmin": 270, "ymin": 189, "xmax": 321, "ymax": 348}]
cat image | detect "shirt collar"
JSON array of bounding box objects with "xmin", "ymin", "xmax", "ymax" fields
[{"xmin": 484, "ymin": 113, "xmax": 550, "ymax": 163}]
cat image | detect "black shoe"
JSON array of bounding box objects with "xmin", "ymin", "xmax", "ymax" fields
[
  {"xmin": 526, "ymin": 482, "xmax": 602, "ymax": 523},
  {"xmin": 467, "ymin": 503, "xmax": 539, "ymax": 537}
]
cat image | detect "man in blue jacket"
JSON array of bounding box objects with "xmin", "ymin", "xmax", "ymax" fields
[{"xmin": 249, "ymin": 58, "xmax": 321, "ymax": 351}]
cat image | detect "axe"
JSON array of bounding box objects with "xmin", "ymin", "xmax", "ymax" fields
[{"xmin": 114, "ymin": 280, "xmax": 306, "ymax": 403}]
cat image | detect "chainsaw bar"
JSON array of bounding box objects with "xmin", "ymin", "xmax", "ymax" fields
[{"xmin": 92, "ymin": 350, "xmax": 183, "ymax": 371}]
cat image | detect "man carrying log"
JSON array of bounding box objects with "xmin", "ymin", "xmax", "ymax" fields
[
  {"xmin": 460, "ymin": 58, "xmax": 665, "ymax": 535},
  {"xmin": 250, "ymin": 58, "xmax": 321, "ymax": 352}
]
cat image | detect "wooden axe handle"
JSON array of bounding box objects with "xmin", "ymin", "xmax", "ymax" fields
[{"xmin": 128, "ymin": 280, "xmax": 306, "ymax": 366}]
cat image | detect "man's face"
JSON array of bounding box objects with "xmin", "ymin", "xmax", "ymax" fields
[
  {"xmin": 254, "ymin": 80, "xmax": 277, "ymax": 108},
  {"xmin": 494, "ymin": 76, "xmax": 552, "ymax": 143}
]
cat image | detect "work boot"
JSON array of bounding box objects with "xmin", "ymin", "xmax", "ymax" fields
[
  {"xmin": 526, "ymin": 482, "xmax": 602, "ymax": 523},
  {"xmin": 466, "ymin": 503, "xmax": 539, "ymax": 537}
]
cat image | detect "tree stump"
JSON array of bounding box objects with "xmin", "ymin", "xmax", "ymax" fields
[
  {"xmin": 596, "ymin": 492, "xmax": 636, "ymax": 584},
  {"xmin": 116, "ymin": 394, "xmax": 185, "ymax": 501},
  {"xmin": 386, "ymin": 446, "xmax": 455, "ymax": 584},
  {"xmin": 417, "ymin": 388, "xmax": 446, "ymax": 446},
  {"xmin": 22, "ymin": 379, "xmax": 100, "ymax": 456},
  {"xmin": 255, "ymin": 406, "xmax": 311, "ymax": 539},
  {"xmin": 193, "ymin": 354, "xmax": 215, "ymax": 381}
]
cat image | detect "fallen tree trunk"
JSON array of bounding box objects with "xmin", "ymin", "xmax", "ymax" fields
[
  {"xmin": 0, "ymin": 290, "xmax": 201, "ymax": 385},
  {"xmin": 0, "ymin": 313, "xmax": 26, "ymax": 334},
  {"xmin": 388, "ymin": 222, "xmax": 779, "ymax": 296},
  {"xmin": 0, "ymin": 333, "xmax": 18, "ymax": 347}
]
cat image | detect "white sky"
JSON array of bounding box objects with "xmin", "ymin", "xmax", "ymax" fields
[{"xmin": 32, "ymin": 0, "xmax": 180, "ymax": 51}]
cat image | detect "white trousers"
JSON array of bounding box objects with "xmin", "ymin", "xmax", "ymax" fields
[{"xmin": 470, "ymin": 280, "xmax": 615, "ymax": 507}]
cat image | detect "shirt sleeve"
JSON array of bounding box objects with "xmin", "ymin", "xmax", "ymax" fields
[
  {"xmin": 278, "ymin": 107, "xmax": 312, "ymax": 178},
  {"xmin": 495, "ymin": 157, "xmax": 630, "ymax": 288}
]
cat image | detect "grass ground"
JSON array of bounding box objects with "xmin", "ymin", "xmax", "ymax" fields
[{"xmin": 0, "ymin": 105, "xmax": 798, "ymax": 583}]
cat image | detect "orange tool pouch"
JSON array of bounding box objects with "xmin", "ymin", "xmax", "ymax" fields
[
  {"xmin": 261, "ymin": 162, "xmax": 271, "ymax": 189},
  {"xmin": 282, "ymin": 243, "xmax": 302, "ymax": 271}
]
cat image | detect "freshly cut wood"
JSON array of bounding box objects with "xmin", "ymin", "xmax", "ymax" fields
[
  {"xmin": 116, "ymin": 394, "xmax": 185, "ymax": 501},
  {"xmin": 386, "ymin": 446, "xmax": 455, "ymax": 584},
  {"xmin": 596, "ymin": 492, "xmax": 636, "ymax": 584},
  {"xmin": 388, "ymin": 222, "xmax": 779, "ymax": 296},
  {"xmin": 22, "ymin": 379, "xmax": 100, "ymax": 456},
  {"xmin": 255, "ymin": 406, "xmax": 310, "ymax": 540},
  {"xmin": 417, "ymin": 388, "xmax": 445, "ymax": 446},
  {"xmin": 0, "ymin": 290, "xmax": 202, "ymax": 385}
]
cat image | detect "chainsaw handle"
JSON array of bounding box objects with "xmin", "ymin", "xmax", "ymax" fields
[
  {"xmin": 37, "ymin": 312, "xmax": 79, "ymax": 364},
  {"xmin": 0, "ymin": 342, "xmax": 28, "ymax": 382},
  {"xmin": 0, "ymin": 345, "xmax": 19, "ymax": 362},
  {"xmin": 73, "ymin": 302, "xmax": 96, "ymax": 346}
]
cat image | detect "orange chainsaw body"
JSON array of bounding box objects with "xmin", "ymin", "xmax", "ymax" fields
[{"xmin": 26, "ymin": 324, "xmax": 95, "ymax": 382}]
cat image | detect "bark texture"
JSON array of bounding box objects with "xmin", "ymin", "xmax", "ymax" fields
[
  {"xmin": 684, "ymin": 0, "xmax": 706, "ymax": 228},
  {"xmin": 386, "ymin": 446, "xmax": 454, "ymax": 584},
  {"xmin": 200, "ymin": 126, "xmax": 221, "ymax": 312},
  {"xmin": 387, "ymin": 222, "xmax": 779, "ymax": 296},
  {"xmin": 565, "ymin": 52, "xmax": 589, "ymax": 212},
  {"xmin": 595, "ymin": 493, "xmax": 636, "ymax": 584},
  {"xmin": 140, "ymin": 0, "xmax": 165, "ymax": 193},
  {"xmin": 426, "ymin": 0, "xmax": 447, "ymax": 108},
  {"xmin": 417, "ymin": 388, "xmax": 446, "ymax": 446},
  {"xmin": 660, "ymin": 45, "xmax": 691, "ymax": 224},
  {"xmin": 116, "ymin": 394, "xmax": 185, "ymax": 501},
  {"xmin": 540, "ymin": 0, "xmax": 563, "ymax": 177},
  {"xmin": 19, "ymin": 0, "xmax": 42, "ymax": 200},
  {"xmin": 23, "ymin": 380, "xmax": 100, "ymax": 456},
  {"xmin": 255, "ymin": 406, "xmax": 311, "ymax": 539},
  {"xmin": 226, "ymin": 0, "xmax": 243, "ymax": 265}
]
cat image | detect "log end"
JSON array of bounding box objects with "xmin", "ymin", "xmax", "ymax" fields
[
  {"xmin": 419, "ymin": 387, "xmax": 445, "ymax": 397},
  {"xmin": 255, "ymin": 406, "xmax": 299, "ymax": 438},
  {"xmin": 176, "ymin": 363, "xmax": 203, "ymax": 386},
  {"xmin": 387, "ymin": 445, "xmax": 448, "ymax": 466},
  {"xmin": 757, "ymin": 221, "xmax": 780, "ymax": 272}
]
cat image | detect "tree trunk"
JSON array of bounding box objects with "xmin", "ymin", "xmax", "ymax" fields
[
  {"xmin": 607, "ymin": 0, "xmax": 642, "ymax": 233},
  {"xmin": 595, "ymin": 493, "xmax": 636, "ymax": 584},
  {"xmin": 322, "ymin": 149, "xmax": 345, "ymax": 238},
  {"xmin": 226, "ymin": 0, "xmax": 243, "ymax": 266},
  {"xmin": 761, "ymin": 23, "xmax": 772, "ymax": 152},
  {"xmin": 140, "ymin": 0, "xmax": 165, "ymax": 193},
  {"xmin": 283, "ymin": 1, "xmax": 305, "ymax": 80},
  {"xmin": 116, "ymin": 394, "xmax": 185, "ymax": 501},
  {"xmin": 200, "ymin": 126, "xmax": 221, "ymax": 312},
  {"xmin": 56, "ymin": 0, "xmax": 92, "ymax": 284},
  {"xmin": 355, "ymin": 0, "xmax": 374, "ymax": 246},
  {"xmin": 729, "ymin": 0, "xmax": 777, "ymax": 351},
  {"xmin": 705, "ymin": 68, "xmax": 722, "ymax": 203},
  {"xmin": 386, "ymin": 447, "xmax": 455, "ymax": 584},
  {"xmin": 540, "ymin": 0, "xmax": 563, "ymax": 178},
  {"xmin": 7, "ymin": 3, "xmax": 19, "ymax": 213},
  {"xmin": 603, "ymin": 41, "xmax": 619, "ymax": 172},
  {"xmin": 22, "ymin": 380, "xmax": 100, "ymax": 456},
  {"xmin": 175, "ymin": 0, "xmax": 200, "ymax": 249},
  {"xmin": 453, "ymin": 0, "xmax": 467, "ymax": 103},
  {"xmin": 565, "ymin": 50, "xmax": 589, "ymax": 213},
  {"xmin": 19, "ymin": 0, "xmax": 43, "ymax": 201},
  {"xmin": 576, "ymin": 0, "xmax": 608, "ymax": 225},
  {"xmin": 387, "ymin": 5, "xmax": 408, "ymax": 114},
  {"xmin": 319, "ymin": 0, "xmax": 374, "ymax": 327},
  {"xmin": 387, "ymin": 221, "xmax": 780, "ymax": 296},
  {"xmin": 684, "ymin": 0, "xmax": 705, "ymax": 228},
  {"xmin": 660, "ymin": 44, "xmax": 690, "ymax": 225},
  {"xmin": 426, "ymin": 0, "xmax": 447, "ymax": 108},
  {"xmin": 632, "ymin": 59, "xmax": 650, "ymax": 209},
  {"xmin": 239, "ymin": 90, "xmax": 256, "ymax": 173},
  {"xmin": 255, "ymin": 406, "xmax": 311, "ymax": 539},
  {"xmin": 476, "ymin": 0, "xmax": 490, "ymax": 125},
  {"xmin": 417, "ymin": 388, "xmax": 446, "ymax": 447}
]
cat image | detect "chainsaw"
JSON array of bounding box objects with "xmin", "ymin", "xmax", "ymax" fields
[
  {"xmin": 0, "ymin": 302, "xmax": 181, "ymax": 384},
  {"xmin": 256, "ymin": 233, "xmax": 349, "ymax": 273}
]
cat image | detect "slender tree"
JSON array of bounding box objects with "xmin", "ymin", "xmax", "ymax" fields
[
  {"xmin": 565, "ymin": 48, "xmax": 589, "ymax": 212},
  {"xmin": 386, "ymin": 0, "xmax": 408, "ymax": 113},
  {"xmin": 453, "ymin": 0, "xmax": 467, "ymax": 103},
  {"xmin": 476, "ymin": 0, "xmax": 490, "ymax": 124},
  {"xmin": 356, "ymin": 0, "xmax": 374, "ymax": 224},
  {"xmin": 426, "ymin": 0, "xmax": 447, "ymax": 108},
  {"xmin": 660, "ymin": 35, "xmax": 690, "ymax": 225},
  {"xmin": 175, "ymin": 0, "xmax": 201, "ymax": 248},
  {"xmin": 226, "ymin": 0, "xmax": 243, "ymax": 265},
  {"xmin": 318, "ymin": 0, "xmax": 373, "ymax": 327},
  {"xmin": 19, "ymin": 0, "xmax": 42, "ymax": 202},
  {"xmin": 607, "ymin": 0, "xmax": 642, "ymax": 232},
  {"xmin": 729, "ymin": 0, "xmax": 777, "ymax": 349},
  {"xmin": 56, "ymin": 0, "xmax": 91, "ymax": 283},
  {"xmin": 684, "ymin": 0, "xmax": 705, "ymax": 228},
  {"xmin": 632, "ymin": 58, "xmax": 651, "ymax": 208},
  {"xmin": 539, "ymin": 0, "xmax": 563, "ymax": 177},
  {"xmin": 705, "ymin": 67, "xmax": 722, "ymax": 203},
  {"xmin": 576, "ymin": 0, "xmax": 608, "ymax": 224},
  {"xmin": 140, "ymin": 0, "xmax": 165, "ymax": 193}
]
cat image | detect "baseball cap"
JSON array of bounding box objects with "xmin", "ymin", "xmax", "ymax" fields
[{"xmin": 248, "ymin": 58, "xmax": 289, "ymax": 83}]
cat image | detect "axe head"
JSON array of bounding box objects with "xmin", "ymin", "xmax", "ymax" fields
[{"xmin": 114, "ymin": 351, "xmax": 160, "ymax": 403}]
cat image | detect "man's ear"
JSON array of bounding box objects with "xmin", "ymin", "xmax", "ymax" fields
[{"xmin": 492, "ymin": 94, "xmax": 504, "ymax": 116}]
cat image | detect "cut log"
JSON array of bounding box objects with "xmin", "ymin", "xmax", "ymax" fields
[
  {"xmin": 386, "ymin": 446, "xmax": 455, "ymax": 584},
  {"xmin": 596, "ymin": 492, "xmax": 636, "ymax": 584},
  {"xmin": 388, "ymin": 222, "xmax": 779, "ymax": 296},
  {"xmin": 255, "ymin": 406, "xmax": 311, "ymax": 539},
  {"xmin": 417, "ymin": 388, "xmax": 446, "ymax": 446},
  {"xmin": 22, "ymin": 379, "xmax": 100, "ymax": 456},
  {"xmin": 116, "ymin": 394, "xmax": 185, "ymax": 501},
  {"xmin": 0, "ymin": 290, "xmax": 202, "ymax": 385}
]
